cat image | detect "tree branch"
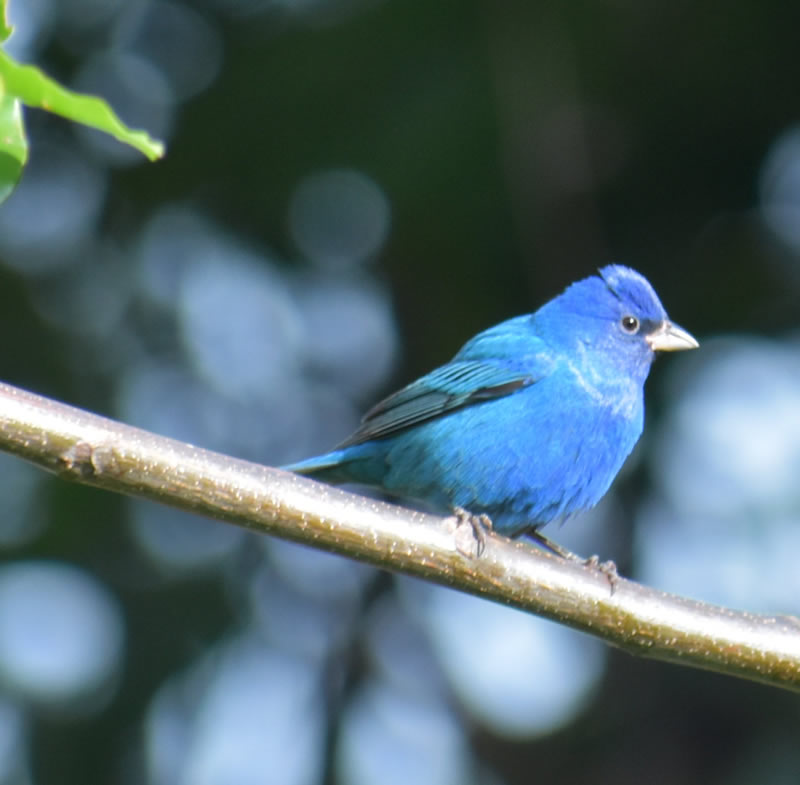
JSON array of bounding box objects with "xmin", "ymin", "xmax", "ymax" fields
[{"xmin": 0, "ymin": 380, "xmax": 798, "ymax": 691}]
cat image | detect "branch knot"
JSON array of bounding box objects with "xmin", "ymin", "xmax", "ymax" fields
[{"xmin": 58, "ymin": 441, "xmax": 99, "ymax": 479}]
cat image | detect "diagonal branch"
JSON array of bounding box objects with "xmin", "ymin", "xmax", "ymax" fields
[{"xmin": 0, "ymin": 380, "xmax": 798, "ymax": 691}]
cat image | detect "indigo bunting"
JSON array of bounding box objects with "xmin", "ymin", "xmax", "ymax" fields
[{"xmin": 285, "ymin": 266, "xmax": 697, "ymax": 554}]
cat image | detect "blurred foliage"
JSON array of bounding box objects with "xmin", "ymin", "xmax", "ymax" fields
[
  {"xmin": 0, "ymin": 0, "xmax": 163, "ymax": 205},
  {"xmin": 0, "ymin": 94, "xmax": 26, "ymax": 201},
  {"xmin": 0, "ymin": 0, "xmax": 799, "ymax": 783},
  {"xmin": 0, "ymin": 48, "xmax": 165, "ymax": 163}
]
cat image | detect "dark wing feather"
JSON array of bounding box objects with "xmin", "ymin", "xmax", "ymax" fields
[{"xmin": 338, "ymin": 361, "xmax": 537, "ymax": 446}]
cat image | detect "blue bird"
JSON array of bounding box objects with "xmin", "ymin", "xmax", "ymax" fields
[{"xmin": 284, "ymin": 265, "xmax": 697, "ymax": 557}]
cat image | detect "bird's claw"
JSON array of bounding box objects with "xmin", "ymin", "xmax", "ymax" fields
[
  {"xmin": 452, "ymin": 506, "xmax": 493, "ymax": 558},
  {"xmin": 583, "ymin": 554, "xmax": 620, "ymax": 594},
  {"xmin": 527, "ymin": 530, "xmax": 619, "ymax": 594}
]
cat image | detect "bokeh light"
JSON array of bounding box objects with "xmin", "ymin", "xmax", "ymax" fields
[
  {"xmin": 759, "ymin": 125, "xmax": 800, "ymax": 255},
  {"xmin": 0, "ymin": 562, "xmax": 124, "ymax": 710},
  {"xmin": 293, "ymin": 275, "xmax": 398, "ymax": 399},
  {"xmin": 137, "ymin": 206, "xmax": 217, "ymax": 310},
  {"xmin": 401, "ymin": 578, "xmax": 606, "ymax": 738},
  {"xmin": 128, "ymin": 501, "xmax": 246, "ymax": 573},
  {"xmin": 145, "ymin": 634, "xmax": 325, "ymax": 785},
  {"xmin": 0, "ymin": 698, "xmax": 29, "ymax": 785},
  {"xmin": 0, "ymin": 140, "xmax": 107, "ymax": 273},
  {"xmin": 3, "ymin": 0, "xmax": 53, "ymax": 59},
  {"xmin": 28, "ymin": 242, "xmax": 134, "ymax": 337},
  {"xmin": 114, "ymin": 1, "xmax": 223, "ymax": 102},
  {"xmin": 336, "ymin": 680, "xmax": 471, "ymax": 785},
  {"xmin": 636, "ymin": 336, "xmax": 800, "ymax": 613},
  {"xmin": 249, "ymin": 560, "xmax": 360, "ymax": 660},
  {"xmin": 178, "ymin": 251, "xmax": 302, "ymax": 401},
  {"xmin": 0, "ymin": 453, "xmax": 48, "ymax": 547},
  {"xmin": 289, "ymin": 169, "xmax": 391, "ymax": 269},
  {"xmin": 56, "ymin": 0, "xmax": 125, "ymax": 37},
  {"xmin": 260, "ymin": 537, "xmax": 374, "ymax": 603}
]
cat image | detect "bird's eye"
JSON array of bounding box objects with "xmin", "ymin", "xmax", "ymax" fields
[{"xmin": 620, "ymin": 315, "xmax": 640, "ymax": 334}]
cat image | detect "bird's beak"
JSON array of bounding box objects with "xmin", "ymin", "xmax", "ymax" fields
[{"xmin": 646, "ymin": 320, "xmax": 699, "ymax": 352}]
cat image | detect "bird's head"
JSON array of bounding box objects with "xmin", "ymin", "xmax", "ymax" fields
[
  {"xmin": 538, "ymin": 264, "xmax": 698, "ymax": 383},
  {"xmin": 598, "ymin": 263, "xmax": 698, "ymax": 352}
]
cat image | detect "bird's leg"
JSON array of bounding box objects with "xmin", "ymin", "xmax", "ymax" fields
[
  {"xmin": 452, "ymin": 506, "xmax": 493, "ymax": 558},
  {"xmin": 527, "ymin": 529, "xmax": 580, "ymax": 560},
  {"xmin": 528, "ymin": 530, "xmax": 619, "ymax": 593}
]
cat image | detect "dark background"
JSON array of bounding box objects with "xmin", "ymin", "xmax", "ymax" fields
[{"xmin": 0, "ymin": 0, "xmax": 798, "ymax": 782}]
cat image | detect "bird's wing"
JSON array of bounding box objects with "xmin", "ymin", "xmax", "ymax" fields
[{"xmin": 338, "ymin": 359, "xmax": 540, "ymax": 446}]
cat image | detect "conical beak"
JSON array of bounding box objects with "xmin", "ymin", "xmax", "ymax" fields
[{"xmin": 645, "ymin": 320, "xmax": 699, "ymax": 352}]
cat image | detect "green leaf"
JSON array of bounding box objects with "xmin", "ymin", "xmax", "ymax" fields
[
  {"xmin": 0, "ymin": 49, "xmax": 165, "ymax": 161},
  {"xmin": 0, "ymin": 92, "xmax": 26, "ymax": 203},
  {"xmin": 0, "ymin": 0, "xmax": 12, "ymax": 44}
]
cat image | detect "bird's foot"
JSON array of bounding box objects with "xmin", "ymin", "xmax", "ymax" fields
[
  {"xmin": 582, "ymin": 554, "xmax": 620, "ymax": 594},
  {"xmin": 452, "ymin": 506, "xmax": 493, "ymax": 558},
  {"xmin": 528, "ymin": 530, "xmax": 619, "ymax": 594}
]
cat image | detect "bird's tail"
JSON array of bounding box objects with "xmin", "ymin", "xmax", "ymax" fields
[
  {"xmin": 282, "ymin": 446, "xmax": 381, "ymax": 487},
  {"xmin": 281, "ymin": 451, "xmax": 346, "ymax": 483}
]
